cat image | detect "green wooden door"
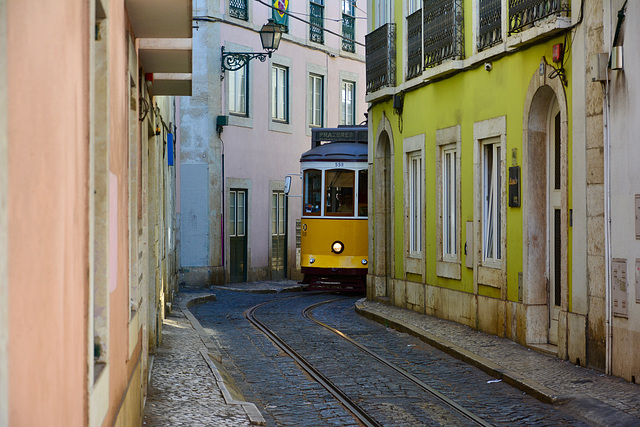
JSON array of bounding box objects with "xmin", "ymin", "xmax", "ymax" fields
[{"xmin": 229, "ymin": 190, "xmax": 247, "ymax": 283}]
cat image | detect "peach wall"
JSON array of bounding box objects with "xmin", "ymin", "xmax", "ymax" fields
[{"xmin": 7, "ymin": 1, "xmax": 89, "ymax": 425}]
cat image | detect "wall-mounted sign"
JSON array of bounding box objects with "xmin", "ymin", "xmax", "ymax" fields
[{"xmin": 508, "ymin": 166, "xmax": 520, "ymax": 207}]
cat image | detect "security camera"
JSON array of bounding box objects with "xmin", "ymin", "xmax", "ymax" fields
[{"xmin": 484, "ymin": 62, "xmax": 493, "ymax": 71}]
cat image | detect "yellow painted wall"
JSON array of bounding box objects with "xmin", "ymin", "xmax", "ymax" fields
[{"xmin": 370, "ymin": 38, "xmax": 573, "ymax": 304}]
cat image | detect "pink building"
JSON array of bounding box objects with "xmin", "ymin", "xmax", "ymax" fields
[
  {"xmin": 179, "ymin": 0, "xmax": 367, "ymax": 285},
  {"xmin": 1, "ymin": 0, "xmax": 191, "ymax": 425}
]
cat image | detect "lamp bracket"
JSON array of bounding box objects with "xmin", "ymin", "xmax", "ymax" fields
[{"xmin": 221, "ymin": 46, "xmax": 271, "ymax": 72}]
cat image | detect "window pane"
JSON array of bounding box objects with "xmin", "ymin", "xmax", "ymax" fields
[
  {"xmin": 230, "ymin": 191, "xmax": 237, "ymax": 237},
  {"xmin": 230, "ymin": 67, "xmax": 246, "ymax": 115},
  {"xmin": 358, "ymin": 169, "xmax": 368, "ymax": 216},
  {"xmin": 278, "ymin": 193, "xmax": 285, "ymax": 235},
  {"xmin": 271, "ymin": 193, "xmax": 277, "ymax": 235},
  {"xmin": 303, "ymin": 169, "xmax": 322, "ymax": 215},
  {"xmin": 237, "ymin": 191, "xmax": 245, "ymax": 236},
  {"xmin": 325, "ymin": 169, "xmax": 354, "ymax": 216},
  {"xmin": 271, "ymin": 67, "xmax": 277, "ymax": 119}
]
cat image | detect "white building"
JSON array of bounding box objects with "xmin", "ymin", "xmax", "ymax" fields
[{"xmin": 179, "ymin": 0, "xmax": 367, "ymax": 284}]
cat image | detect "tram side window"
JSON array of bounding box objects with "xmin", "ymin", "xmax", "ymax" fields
[
  {"xmin": 304, "ymin": 169, "xmax": 322, "ymax": 215},
  {"xmin": 325, "ymin": 169, "xmax": 354, "ymax": 216},
  {"xmin": 358, "ymin": 169, "xmax": 368, "ymax": 217}
]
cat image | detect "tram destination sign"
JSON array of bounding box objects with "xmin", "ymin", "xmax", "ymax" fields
[{"xmin": 312, "ymin": 127, "xmax": 368, "ymax": 146}]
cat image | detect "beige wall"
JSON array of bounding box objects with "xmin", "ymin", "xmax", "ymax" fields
[
  {"xmin": 7, "ymin": 1, "xmax": 90, "ymax": 424},
  {"xmin": 0, "ymin": 0, "xmax": 8, "ymax": 424}
]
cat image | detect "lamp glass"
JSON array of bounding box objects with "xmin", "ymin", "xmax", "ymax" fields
[{"xmin": 259, "ymin": 19, "xmax": 282, "ymax": 52}]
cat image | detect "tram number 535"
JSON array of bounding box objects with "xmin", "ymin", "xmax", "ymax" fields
[{"xmin": 334, "ymin": 162, "xmax": 344, "ymax": 168}]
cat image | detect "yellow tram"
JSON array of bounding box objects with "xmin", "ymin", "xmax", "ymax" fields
[{"xmin": 300, "ymin": 126, "xmax": 368, "ymax": 291}]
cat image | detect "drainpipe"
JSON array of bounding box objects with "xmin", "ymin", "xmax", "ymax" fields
[{"xmin": 604, "ymin": 67, "xmax": 612, "ymax": 375}]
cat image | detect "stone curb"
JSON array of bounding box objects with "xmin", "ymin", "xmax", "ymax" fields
[
  {"xmin": 181, "ymin": 294, "xmax": 266, "ymax": 426},
  {"xmin": 354, "ymin": 299, "xmax": 566, "ymax": 405},
  {"xmin": 211, "ymin": 285, "xmax": 308, "ymax": 294}
]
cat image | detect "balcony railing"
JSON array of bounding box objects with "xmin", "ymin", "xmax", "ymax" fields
[
  {"xmin": 406, "ymin": 9, "xmax": 422, "ymax": 80},
  {"xmin": 424, "ymin": 0, "xmax": 464, "ymax": 68},
  {"xmin": 508, "ymin": 0, "xmax": 570, "ymax": 34},
  {"xmin": 229, "ymin": 0, "xmax": 248, "ymax": 20},
  {"xmin": 310, "ymin": 2, "xmax": 325, "ymax": 44},
  {"xmin": 366, "ymin": 23, "xmax": 396, "ymax": 93},
  {"xmin": 342, "ymin": 14, "xmax": 355, "ymax": 52},
  {"xmin": 478, "ymin": 0, "xmax": 502, "ymax": 51}
]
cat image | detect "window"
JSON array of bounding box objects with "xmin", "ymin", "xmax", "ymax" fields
[
  {"xmin": 271, "ymin": 192, "xmax": 286, "ymax": 236},
  {"xmin": 409, "ymin": 152, "xmax": 422, "ymax": 254},
  {"xmin": 482, "ymin": 139, "xmax": 501, "ymax": 263},
  {"xmin": 229, "ymin": 66, "xmax": 247, "ymax": 116},
  {"xmin": 340, "ymin": 81, "xmax": 355, "ymax": 125},
  {"xmin": 272, "ymin": 65, "xmax": 288, "ymax": 122},
  {"xmin": 229, "ymin": 0, "xmax": 248, "ymax": 20},
  {"xmin": 308, "ymin": 74, "xmax": 323, "ymax": 127},
  {"xmin": 325, "ymin": 169, "xmax": 355, "ymax": 216},
  {"xmin": 442, "ymin": 147, "xmax": 457, "ymax": 260},
  {"xmin": 375, "ymin": 0, "xmax": 391, "ymax": 28},
  {"xmin": 408, "ymin": 0, "xmax": 420, "ymax": 14},
  {"xmin": 357, "ymin": 169, "xmax": 368, "ymax": 217},
  {"xmin": 310, "ymin": 0, "xmax": 324, "ymax": 43},
  {"xmin": 342, "ymin": 0, "xmax": 355, "ymax": 52},
  {"xmin": 229, "ymin": 190, "xmax": 246, "ymax": 237},
  {"xmin": 303, "ymin": 169, "xmax": 322, "ymax": 215}
]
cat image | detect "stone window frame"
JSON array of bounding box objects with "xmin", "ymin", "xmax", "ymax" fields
[
  {"xmin": 269, "ymin": 54, "xmax": 293, "ymax": 134},
  {"xmin": 435, "ymin": 125, "xmax": 462, "ymax": 280},
  {"xmin": 403, "ymin": 134, "xmax": 425, "ymax": 278},
  {"xmin": 473, "ymin": 116, "xmax": 507, "ymax": 289}
]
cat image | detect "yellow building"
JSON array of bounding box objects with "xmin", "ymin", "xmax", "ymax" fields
[{"xmin": 366, "ymin": 0, "xmax": 607, "ymax": 370}]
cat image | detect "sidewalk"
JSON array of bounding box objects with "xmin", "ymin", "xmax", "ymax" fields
[
  {"xmin": 356, "ymin": 298, "xmax": 640, "ymax": 427},
  {"xmin": 144, "ymin": 281, "xmax": 640, "ymax": 426}
]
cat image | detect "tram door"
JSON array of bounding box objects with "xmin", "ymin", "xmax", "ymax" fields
[
  {"xmin": 548, "ymin": 103, "xmax": 561, "ymax": 345},
  {"xmin": 271, "ymin": 191, "xmax": 287, "ymax": 279},
  {"xmin": 229, "ymin": 189, "xmax": 247, "ymax": 283}
]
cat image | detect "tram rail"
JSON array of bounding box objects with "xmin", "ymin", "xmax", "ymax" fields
[{"xmin": 245, "ymin": 296, "xmax": 493, "ymax": 426}]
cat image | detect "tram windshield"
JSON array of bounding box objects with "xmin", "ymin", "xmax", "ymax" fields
[
  {"xmin": 358, "ymin": 169, "xmax": 368, "ymax": 216},
  {"xmin": 303, "ymin": 169, "xmax": 322, "ymax": 215},
  {"xmin": 325, "ymin": 169, "xmax": 354, "ymax": 216}
]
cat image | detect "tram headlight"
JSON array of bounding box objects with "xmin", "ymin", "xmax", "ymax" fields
[
  {"xmin": 331, "ymin": 241, "xmax": 344, "ymax": 254},
  {"xmin": 361, "ymin": 259, "xmax": 368, "ymax": 265},
  {"xmin": 309, "ymin": 257, "xmax": 315, "ymax": 264}
]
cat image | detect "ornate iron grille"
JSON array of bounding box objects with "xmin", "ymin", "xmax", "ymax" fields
[
  {"xmin": 342, "ymin": 15, "xmax": 355, "ymax": 52},
  {"xmin": 366, "ymin": 23, "xmax": 396, "ymax": 93},
  {"xmin": 229, "ymin": 0, "xmax": 248, "ymax": 20},
  {"xmin": 508, "ymin": 0, "xmax": 570, "ymax": 34},
  {"xmin": 478, "ymin": 0, "xmax": 502, "ymax": 51},
  {"xmin": 406, "ymin": 9, "xmax": 423, "ymax": 80},
  {"xmin": 423, "ymin": 0, "xmax": 464, "ymax": 68},
  {"xmin": 310, "ymin": 2, "xmax": 325, "ymax": 44}
]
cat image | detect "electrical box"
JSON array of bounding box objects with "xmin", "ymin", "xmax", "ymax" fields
[
  {"xmin": 216, "ymin": 115, "xmax": 228, "ymax": 127},
  {"xmin": 591, "ymin": 53, "xmax": 609, "ymax": 82},
  {"xmin": 465, "ymin": 221, "xmax": 473, "ymax": 269},
  {"xmin": 635, "ymin": 195, "xmax": 640, "ymax": 240},
  {"xmin": 508, "ymin": 166, "xmax": 521, "ymax": 207},
  {"xmin": 636, "ymin": 259, "xmax": 640, "ymax": 304},
  {"xmin": 612, "ymin": 258, "xmax": 628, "ymax": 318}
]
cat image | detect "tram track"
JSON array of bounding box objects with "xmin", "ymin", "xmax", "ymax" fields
[{"xmin": 245, "ymin": 295, "xmax": 492, "ymax": 426}]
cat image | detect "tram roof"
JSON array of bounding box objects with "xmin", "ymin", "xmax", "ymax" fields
[{"xmin": 301, "ymin": 126, "xmax": 368, "ymax": 162}]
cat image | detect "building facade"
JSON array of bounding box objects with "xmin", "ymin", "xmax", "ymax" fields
[
  {"xmin": 365, "ymin": 0, "xmax": 617, "ymax": 374},
  {"xmin": 0, "ymin": 0, "xmax": 191, "ymax": 425},
  {"xmin": 179, "ymin": 0, "xmax": 367, "ymax": 285}
]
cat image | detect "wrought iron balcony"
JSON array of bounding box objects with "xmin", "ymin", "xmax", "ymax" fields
[
  {"xmin": 508, "ymin": 0, "xmax": 570, "ymax": 34},
  {"xmin": 406, "ymin": 9, "xmax": 422, "ymax": 80},
  {"xmin": 366, "ymin": 23, "xmax": 396, "ymax": 93},
  {"xmin": 424, "ymin": 0, "xmax": 464, "ymax": 68},
  {"xmin": 478, "ymin": 0, "xmax": 502, "ymax": 51},
  {"xmin": 310, "ymin": 1, "xmax": 325, "ymax": 44},
  {"xmin": 229, "ymin": 0, "xmax": 248, "ymax": 21},
  {"xmin": 342, "ymin": 14, "xmax": 355, "ymax": 52}
]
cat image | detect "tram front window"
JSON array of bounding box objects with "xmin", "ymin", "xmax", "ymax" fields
[
  {"xmin": 304, "ymin": 169, "xmax": 322, "ymax": 215},
  {"xmin": 325, "ymin": 169, "xmax": 354, "ymax": 216},
  {"xmin": 358, "ymin": 169, "xmax": 368, "ymax": 217}
]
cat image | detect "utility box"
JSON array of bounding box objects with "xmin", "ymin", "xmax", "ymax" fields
[{"xmin": 612, "ymin": 258, "xmax": 628, "ymax": 318}]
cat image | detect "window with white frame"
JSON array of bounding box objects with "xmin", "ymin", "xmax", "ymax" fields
[
  {"xmin": 340, "ymin": 81, "xmax": 355, "ymax": 125},
  {"xmin": 482, "ymin": 138, "xmax": 501, "ymax": 263},
  {"xmin": 409, "ymin": 151, "xmax": 422, "ymax": 255},
  {"xmin": 376, "ymin": 0, "xmax": 391, "ymax": 28},
  {"xmin": 229, "ymin": 66, "xmax": 247, "ymax": 116},
  {"xmin": 442, "ymin": 146, "xmax": 457, "ymax": 260},
  {"xmin": 408, "ymin": 0, "xmax": 420, "ymax": 14},
  {"xmin": 308, "ymin": 73, "xmax": 323, "ymax": 127},
  {"xmin": 272, "ymin": 65, "xmax": 288, "ymax": 122}
]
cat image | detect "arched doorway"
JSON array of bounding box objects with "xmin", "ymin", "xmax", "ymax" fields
[
  {"xmin": 373, "ymin": 115, "xmax": 394, "ymax": 299},
  {"xmin": 522, "ymin": 59, "xmax": 569, "ymax": 351}
]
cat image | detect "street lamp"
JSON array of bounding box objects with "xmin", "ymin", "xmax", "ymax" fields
[{"xmin": 221, "ymin": 19, "xmax": 284, "ymax": 72}]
